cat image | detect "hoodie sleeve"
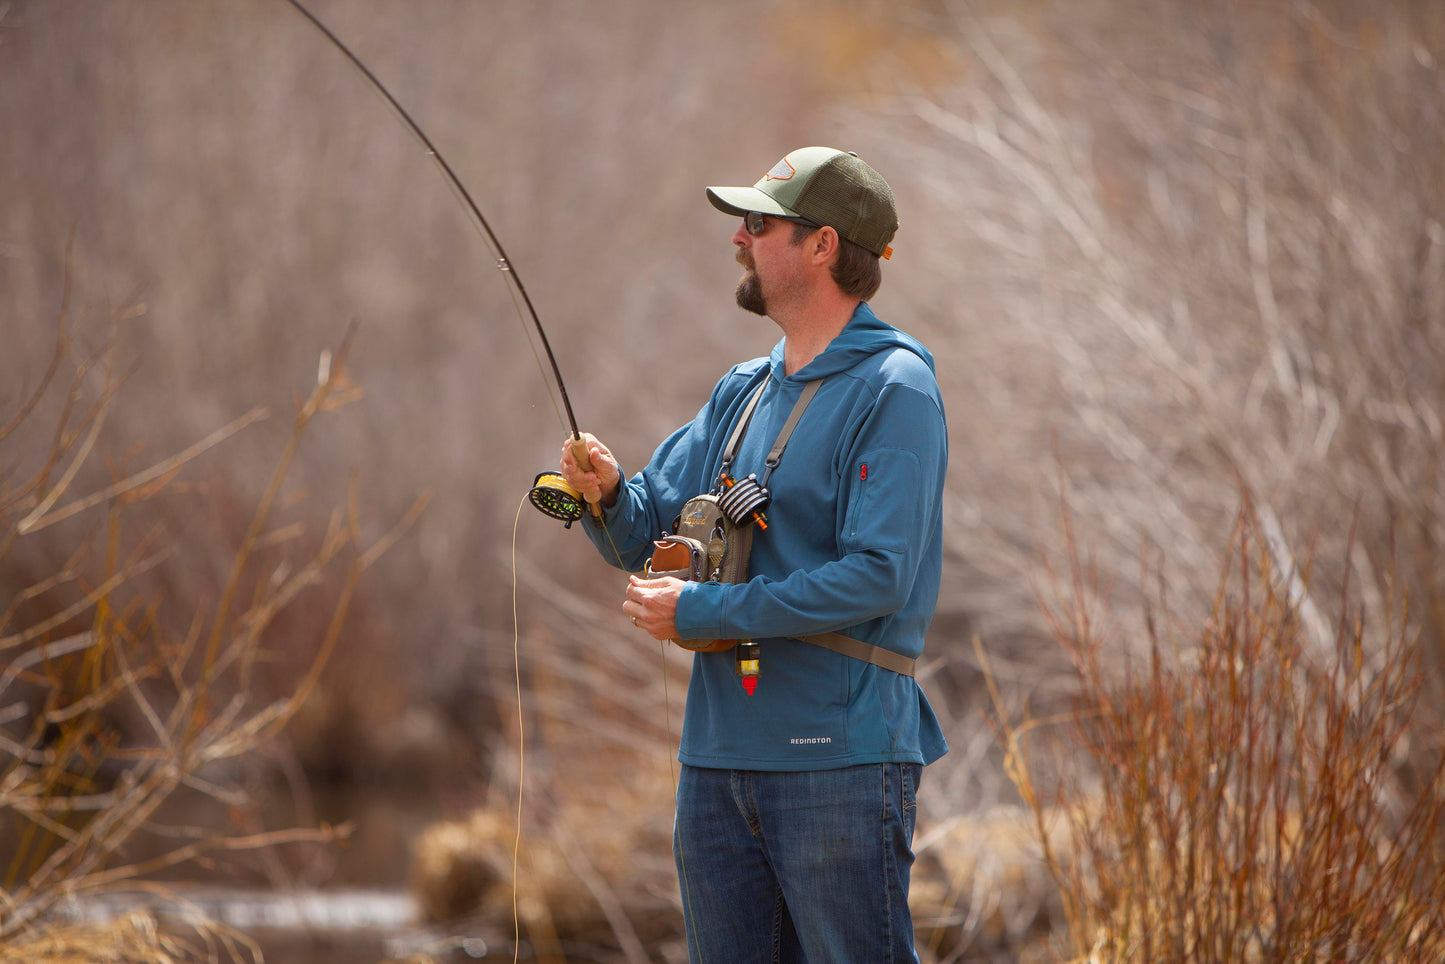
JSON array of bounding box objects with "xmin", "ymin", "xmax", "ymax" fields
[
  {"xmin": 578, "ymin": 365, "xmax": 759, "ymax": 571},
  {"xmin": 673, "ymin": 379, "xmax": 947, "ymax": 657}
]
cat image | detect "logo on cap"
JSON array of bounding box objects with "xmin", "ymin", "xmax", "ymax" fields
[{"xmin": 764, "ymin": 158, "xmax": 796, "ymax": 181}]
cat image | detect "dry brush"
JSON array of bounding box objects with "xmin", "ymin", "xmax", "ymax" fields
[{"xmin": 0, "ymin": 314, "xmax": 423, "ymax": 960}]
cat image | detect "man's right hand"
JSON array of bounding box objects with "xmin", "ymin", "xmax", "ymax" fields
[{"xmin": 559, "ymin": 433, "xmax": 622, "ymax": 508}]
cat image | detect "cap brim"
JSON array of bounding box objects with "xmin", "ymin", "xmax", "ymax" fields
[{"xmin": 706, "ymin": 185, "xmax": 797, "ymax": 219}]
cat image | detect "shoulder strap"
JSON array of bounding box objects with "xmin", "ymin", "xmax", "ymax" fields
[
  {"xmin": 792, "ymin": 632, "xmax": 917, "ymax": 676},
  {"xmin": 722, "ymin": 377, "xmax": 769, "ymax": 465},
  {"xmin": 758, "ymin": 378, "xmax": 822, "ymax": 489},
  {"xmin": 720, "ymin": 377, "xmax": 823, "ymax": 485}
]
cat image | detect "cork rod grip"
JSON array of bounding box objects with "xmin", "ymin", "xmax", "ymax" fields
[{"xmin": 568, "ymin": 435, "xmax": 605, "ymax": 519}]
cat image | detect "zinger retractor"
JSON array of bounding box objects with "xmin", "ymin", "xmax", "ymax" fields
[{"xmin": 529, "ymin": 472, "xmax": 587, "ymax": 528}]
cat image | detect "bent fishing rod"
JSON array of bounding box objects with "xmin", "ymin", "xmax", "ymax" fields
[{"xmin": 285, "ymin": 0, "xmax": 600, "ymax": 527}]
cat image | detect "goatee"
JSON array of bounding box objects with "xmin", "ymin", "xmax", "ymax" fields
[{"xmin": 735, "ymin": 271, "xmax": 767, "ymax": 316}]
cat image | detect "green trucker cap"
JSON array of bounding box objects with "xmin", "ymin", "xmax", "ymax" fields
[{"xmin": 706, "ymin": 146, "xmax": 898, "ymax": 259}]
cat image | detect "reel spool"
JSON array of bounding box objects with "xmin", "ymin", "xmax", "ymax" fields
[{"xmin": 529, "ymin": 472, "xmax": 586, "ymax": 528}]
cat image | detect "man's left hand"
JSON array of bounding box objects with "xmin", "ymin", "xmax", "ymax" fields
[{"xmin": 624, "ymin": 574, "xmax": 684, "ymax": 640}]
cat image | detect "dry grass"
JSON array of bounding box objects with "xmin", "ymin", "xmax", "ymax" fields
[
  {"xmin": 0, "ymin": 910, "xmax": 214, "ymax": 964},
  {"xmin": 987, "ymin": 504, "xmax": 1445, "ymax": 963},
  {"xmin": 0, "ymin": 314, "xmax": 423, "ymax": 959}
]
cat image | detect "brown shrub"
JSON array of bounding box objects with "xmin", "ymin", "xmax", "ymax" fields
[{"xmin": 989, "ymin": 506, "xmax": 1445, "ymax": 962}]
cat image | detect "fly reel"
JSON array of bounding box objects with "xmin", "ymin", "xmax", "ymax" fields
[
  {"xmin": 529, "ymin": 437, "xmax": 604, "ymax": 527},
  {"xmin": 529, "ymin": 472, "xmax": 586, "ymax": 527}
]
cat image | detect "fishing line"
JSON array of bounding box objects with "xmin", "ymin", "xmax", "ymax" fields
[
  {"xmin": 509, "ymin": 492, "xmax": 528, "ymax": 964},
  {"xmin": 510, "ymin": 492, "xmax": 702, "ymax": 960},
  {"xmin": 287, "ymin": 5, "xmax": 697, "ymax": 951},
  {"xmin": 657, "ymin": 638, "xmax": 705, "ymax": 964}
]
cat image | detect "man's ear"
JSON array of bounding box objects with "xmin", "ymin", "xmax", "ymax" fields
[{"xmin": 810, "ymin": 225, "xmax": 840, "ymax": 265}]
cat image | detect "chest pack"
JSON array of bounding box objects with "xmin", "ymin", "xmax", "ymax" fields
[
  {"xmin": 643, "ymin": 377, "xmax": 815, "ymax": 652},
  {"xmin": 642, "ymin": 376, "xmax": 917, "ymax": 677}
]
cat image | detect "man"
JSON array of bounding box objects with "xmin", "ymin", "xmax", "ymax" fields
[{"xmin": 558, "ymin": 146, "xmax": 947, "ymax": 963}]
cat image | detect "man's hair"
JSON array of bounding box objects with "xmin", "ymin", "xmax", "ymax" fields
[{"xmin": 791, "ymin": 222, "xmax": 883, "ymax": 301}]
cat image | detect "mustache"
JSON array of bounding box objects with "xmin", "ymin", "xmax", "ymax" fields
[{"xmin": 735, "ymin": 249, "xmax": 754, "ymax": 270}]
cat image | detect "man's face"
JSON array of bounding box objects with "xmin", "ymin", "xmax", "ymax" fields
[{"xmin": 732, "ymin": 215, "xmax": 805, "ymax": 317}]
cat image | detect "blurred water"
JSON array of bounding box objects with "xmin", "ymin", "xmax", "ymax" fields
[{"xmin": 66, "ymin": 888, "xmax": 448, "ymax": 962}]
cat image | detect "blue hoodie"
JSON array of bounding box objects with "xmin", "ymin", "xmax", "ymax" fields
[{"xmin": 583, "ymin": 302, "xmax": 948, "ymax": 770}]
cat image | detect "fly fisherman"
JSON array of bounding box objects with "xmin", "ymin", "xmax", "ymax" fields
[{"xmin": 558, "ymin": 147, "xmax": 948, "ymax": 963}]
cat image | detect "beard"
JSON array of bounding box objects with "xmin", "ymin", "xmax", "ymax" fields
[
  {"xmin": 734, "ymin": 250, "xmax": 767, "ymax": 316},
  {"xmin": 735, "ymin": 272, "xmax": 767, "ymax": 315}
]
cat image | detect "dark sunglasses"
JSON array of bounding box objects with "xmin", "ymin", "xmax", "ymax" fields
[{"xmin": 744, "ymin": 211, "xmax": 819, "ymax": 236}]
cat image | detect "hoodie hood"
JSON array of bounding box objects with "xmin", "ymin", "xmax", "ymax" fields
[{"xmin": 769, "ymin": 302, "xmax": 936, "ymax": 381}]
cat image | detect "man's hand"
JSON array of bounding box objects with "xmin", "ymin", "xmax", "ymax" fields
[
  {"xmin": 623, "ymin": 574, "xmax": 684, "ymax": 640},
  {"xmin": 558, "ymin": 433, "xmax": 622, "ymax": 508}
]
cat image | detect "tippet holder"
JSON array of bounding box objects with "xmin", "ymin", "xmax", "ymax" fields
[{"xmin": 717, "ymin": 472, "xmax": 770, "ymax": 528}]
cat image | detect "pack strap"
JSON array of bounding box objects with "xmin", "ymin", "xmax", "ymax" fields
[
  {"xmin": 792, "ymin": 632, "xmax": 917, "ymax": 676},
  {"xmin": 720, "ymin": 376, "xmax": 823, "ymax": 484},
  {"xmin": 722, "ymin": 378, "xmax": 769, "ymax": 464},
  {"xmin": 760, "ymin": 378, "xmax": 821, "ymax": 490}
]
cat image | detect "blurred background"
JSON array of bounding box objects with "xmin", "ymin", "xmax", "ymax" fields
[{"xmin": 3, "ymin": 0, "xmax": 1443, "ymax": 960}]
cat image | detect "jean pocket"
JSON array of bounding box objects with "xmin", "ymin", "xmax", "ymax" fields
[{"xmin": 900, "ymin": 763, "xmax": 920, "ymax": 839}]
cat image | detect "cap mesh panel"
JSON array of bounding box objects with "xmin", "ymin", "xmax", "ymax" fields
[{"xmin": 794, "ymin": 155, "xmax": 897, "ymax": 256}]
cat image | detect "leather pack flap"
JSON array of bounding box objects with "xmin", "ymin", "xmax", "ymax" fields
[{"xmin": 649, "ymin": 538, "xmax": 694, "ymax": 575}]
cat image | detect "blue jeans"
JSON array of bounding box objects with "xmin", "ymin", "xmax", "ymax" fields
[{"xmin": 673, "ymin": 763, "xmax": 921, "ymax": 964}]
